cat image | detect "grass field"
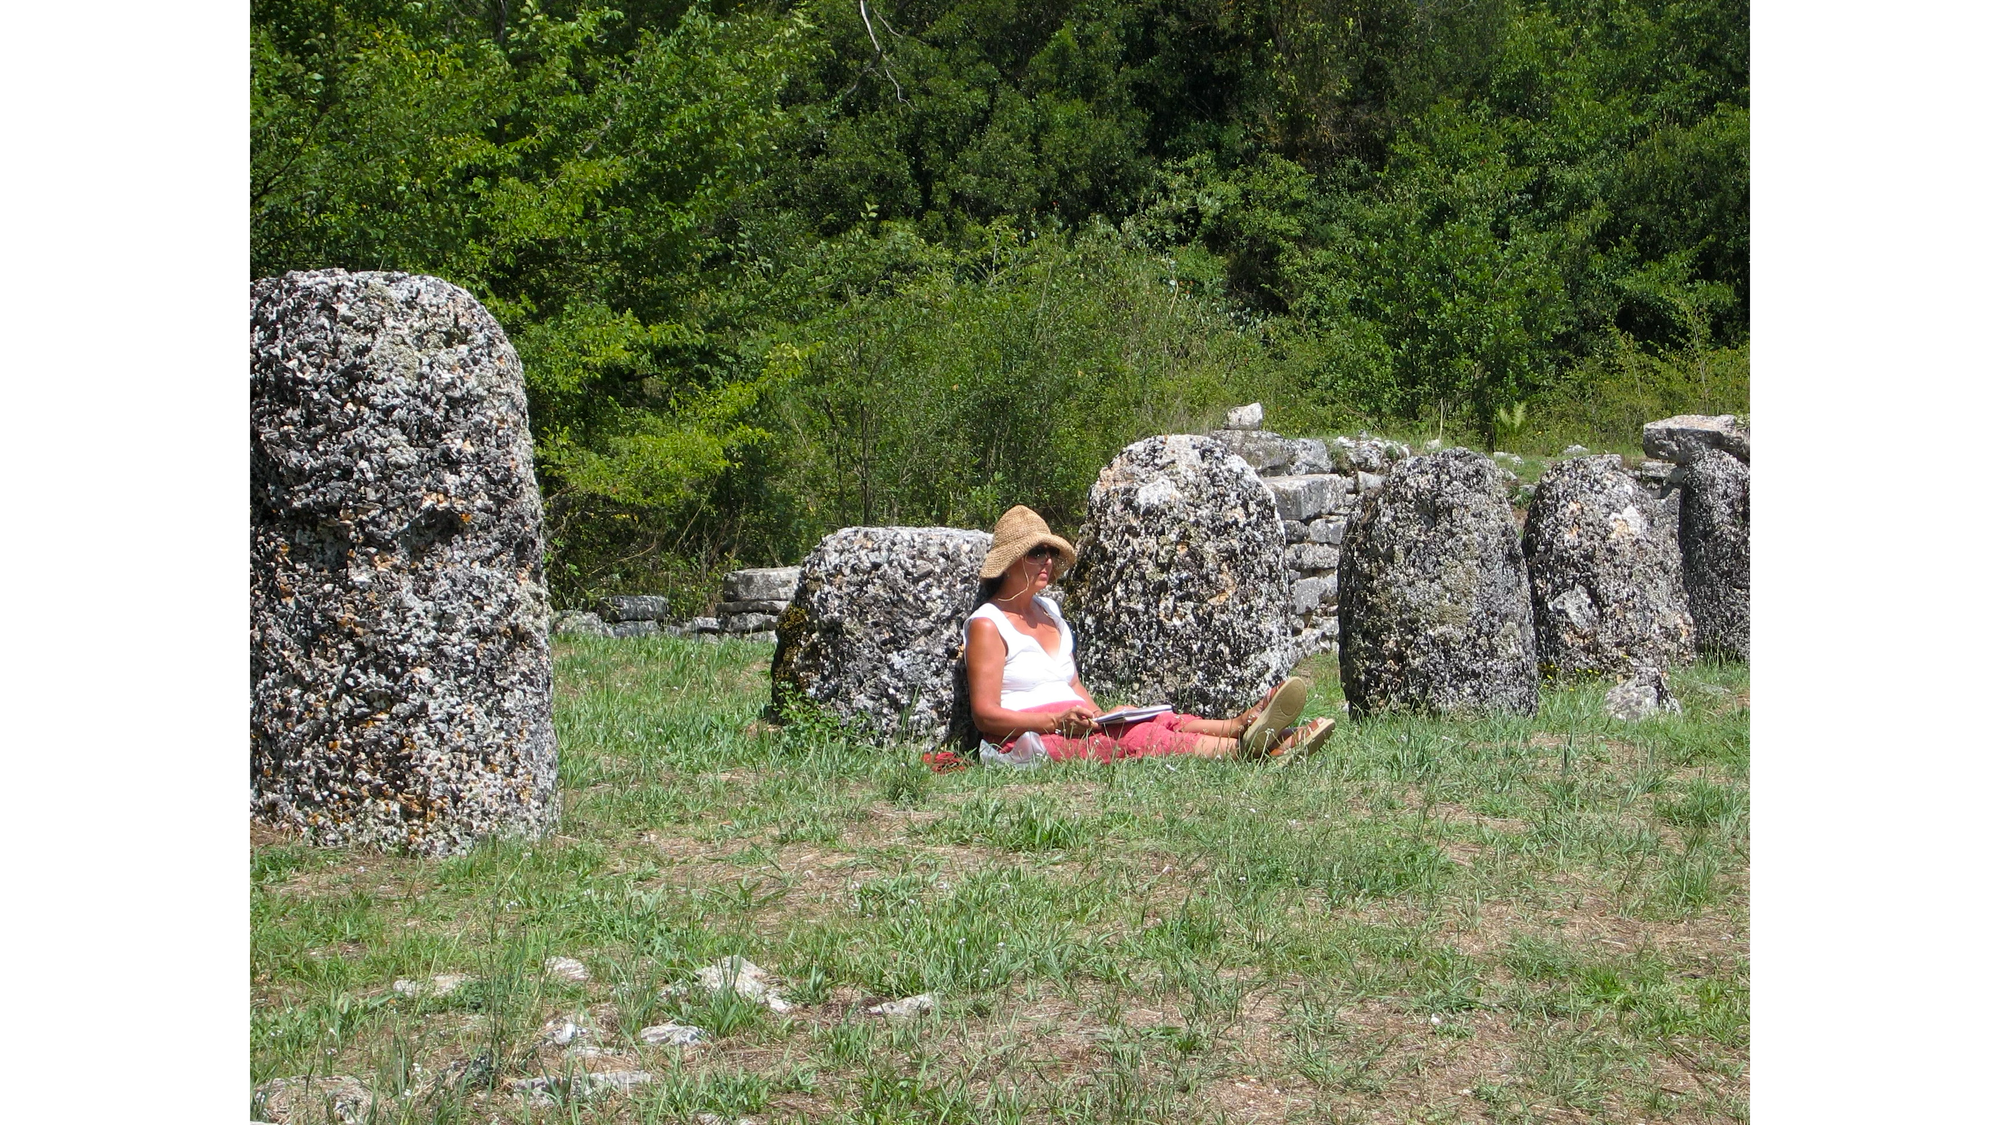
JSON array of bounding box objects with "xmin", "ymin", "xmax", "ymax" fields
[{"xmin": 251, "ymin": 635, "xmax": 1748, "ymax": 1124}]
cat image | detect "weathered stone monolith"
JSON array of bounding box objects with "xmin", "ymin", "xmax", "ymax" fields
[
  {"xmin": 1522, "ymin": 455, "xmax": 1695, "ymax": 677},
  {"xmin": 251, "ymin": 270, "xmax": 557, "ymax": 855},
  {"xmin": 1066, "ymin": 435, "xmax": 1292, "ymax": 715},
  {"xmin": 1678, "ymin": 447, "xmax": 1751, "ymax": 659},
  {"xmin": 771, "ymin": 527, "xmax": 990, "ymax": 745},
  {"xmin": 1336, "ymin": 449, "xmax": 1538, "ymax": 717}
]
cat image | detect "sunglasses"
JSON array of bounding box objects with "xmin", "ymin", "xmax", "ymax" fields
[{"xmin": 1025, "ymin": 545, "xmax": 1060, "ymax": 561}]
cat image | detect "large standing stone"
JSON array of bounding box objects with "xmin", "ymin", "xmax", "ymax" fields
[
  {"xmin": 1336, "ymin": 449, "xmax": 1538, "ymax": 717},
  {"xmin": 1642, "ymin": 414, "xmax": 1750, "ymax": 465},
  {"xmin": 1678, "ymin": 447, "xmax": 1751, "ymax": 659},
  {"xmin": 1522, "ymin": 456, "xmax": 1695, "ymax": 677},
  {"xmin": 771, "ymin": 527, "xmax": 990, "ymax": 745},
  {"xmin": 1066, "ymin": 435, "xmax": 1292, "ymax": 715},
  {"xmin": 251, "ymin": 270, "xmax": 557, "ymax": 855}
]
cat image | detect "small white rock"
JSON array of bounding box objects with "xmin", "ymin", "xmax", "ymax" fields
[
  {"xmin": 540, "ymin": 1017, "xmax": 582, "ymax": 1046},
  {"xmin": 544, "ymin": 956, "xmax": 590, "ymax": 982},
  {"xmin": 668, "ymin": 956, "xmax": 793, "ymax": 1013},
  {"xmin": 393, "ymin": 973, "xmax": 469, "ymax": 999},
  {"xmin": 865, "ymin": 993, "xmax": 938, "ymax": 1018},
  {"xmin": 510, "ymin": 1070, "xmax": 654, "ymax": 1100},
  {"xmin": 639, "ymin": 1022, "xmax": 708, "ymax": 1046},
  {"xmin": 1224, "ymin": 402, "xmax": 1264, "ymax": 430},
  {"xmin": 1603, "ymin": 667, "xmax": 1683, "ymax": 722},
  {"xmin": 581, "ymin": 1071, "xmax": 653, "ymax": 1093}
]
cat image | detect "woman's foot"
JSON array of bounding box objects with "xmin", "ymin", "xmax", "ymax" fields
[
  {"xmin": 1228, "ymin": 681, "xmax": 1284, "ymax": 736},
  {"xmin": 1238, "ymin": 677, "xmax": 1308, "ymax": 759},
  {"xmin": 1268, "ymin": 717, "xmax": 1337, "ymax": 763}
]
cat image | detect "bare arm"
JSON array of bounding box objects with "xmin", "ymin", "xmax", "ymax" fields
[{"xmin": 966, "ymin": 618, "xmax": 1096, "ymax": 739}]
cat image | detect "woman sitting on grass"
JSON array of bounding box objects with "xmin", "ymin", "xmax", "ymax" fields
[{"xmin": 964, "ymin": 506, "xmax": 1335, "ymax": 762}]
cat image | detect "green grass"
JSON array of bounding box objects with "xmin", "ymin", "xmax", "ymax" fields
[{"xmin": 251, "ymin": 635, "xmax": 1749, "ymax": 1123}]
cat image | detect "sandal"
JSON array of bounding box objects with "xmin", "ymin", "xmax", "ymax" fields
[
  {"xmin": 1238, "ymin": 676, "xmax": 1308, "ymax": 760},
  {"xmin": 1268, "ymin": 717, "xmax": 1337, "ymax": 763}
]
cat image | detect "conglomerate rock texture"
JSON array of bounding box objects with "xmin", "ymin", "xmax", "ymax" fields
[
  {"xmin": 251, "ymin": 270, "xmax": 557, "ymax": 855},
  {"xmin": 771, "ymin": 526, "xmax": 991, "ymax": 746},
  {"xmin": 1066, "ymin": 435, "xmax": 1292, "ymax": 716},
  {"xmin": 1336, "ymin": 449, "xmax": 1538, "ymax": 717},
  {"xmin": 1677, "ymin": 447, "xmax": 1751, "ymax": 659},
  {"xmin": 1522, "ymin": 456, "xmax": 1695, "ymax": 677}
]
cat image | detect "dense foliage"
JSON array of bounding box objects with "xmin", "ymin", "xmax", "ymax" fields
[{"xmin": 252, "ymin": 0, "xmax": 1748, "ymax": 607}]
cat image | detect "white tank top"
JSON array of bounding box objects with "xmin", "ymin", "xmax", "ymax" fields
[{"xmin": 964, "ymin": 598, "xmax": 1084, "ymax": 710}]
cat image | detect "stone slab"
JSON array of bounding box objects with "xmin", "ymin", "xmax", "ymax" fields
[
  {"xmin": 723, "ymin": 566, "xmax": 802, "ymax": 603},
  {"xmin": 1642, "ymin": 414, "xmax": 1750, "ymax": 465},
  {"xmin": 599, "ymin": 595, "xmax": 669, "ymax": 622},
  {"xmin": 1264, "ymin": 474, "xmax": 1342, "ymax": 521}
]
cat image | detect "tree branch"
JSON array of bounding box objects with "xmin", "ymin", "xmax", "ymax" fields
[{"xmin": 857, "ymin": 0, "xmax": 908, "ymax": 104}]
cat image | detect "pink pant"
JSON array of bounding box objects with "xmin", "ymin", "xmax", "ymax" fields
[{"xmin": 1002, "ymin": 701, "xmax": 1206, "ymax": 762}]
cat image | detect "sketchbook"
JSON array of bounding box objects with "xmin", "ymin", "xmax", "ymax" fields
[{"xmin": 1090, "ymin": 703, "xmax": 1172, "ymax": 727}]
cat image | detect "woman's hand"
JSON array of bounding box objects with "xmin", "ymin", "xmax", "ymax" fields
[{"xmin": 1048, "ymin": 704, "xmax": 1098, "ymax": 738}]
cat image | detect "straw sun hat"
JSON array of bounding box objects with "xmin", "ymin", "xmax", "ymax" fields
[{"xmin": 979, "ymin": 505, "xmax": 1077, "ymax": 579}]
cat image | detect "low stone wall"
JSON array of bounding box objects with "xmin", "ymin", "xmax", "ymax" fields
[
  {"xmin": 715, "ymin": 567, "xmax": 802, "ymax": 637},
  {"xmin": 552, "ymin": 566, "xmax": 802, "ymax": 642}
]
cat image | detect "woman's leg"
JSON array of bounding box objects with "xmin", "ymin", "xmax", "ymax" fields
[
  {"xmin": 1176, "ymin": 716, "xmax": 1245, "ymax": 738},
  {"xmin": 1101, "ymin": 714, "xmax": 1237, "ymax": 758},
  {"xmin": 1004, "ymin": 706, "xmax": 1242, "ymax": 761},
  {"xmin": 1173, "ymin": 678, "xmax": 1297, "ymax": 738},
  {"xmin": 1173, "ymin": 734, "xmax": 1241, "ymax": 757}
]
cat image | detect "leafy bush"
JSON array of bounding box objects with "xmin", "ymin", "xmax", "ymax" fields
[{"xmin": 759, "ymin": 223, "xmax": 1299, "ymax": 540}]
